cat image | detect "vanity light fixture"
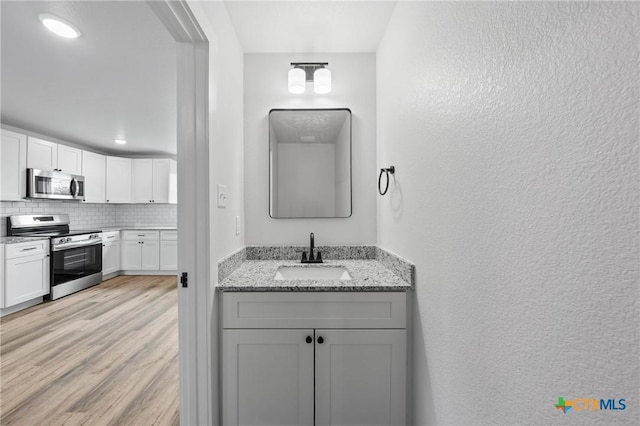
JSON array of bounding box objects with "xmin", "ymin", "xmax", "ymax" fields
[
  {"xmin": 288, "ymin": 62, "xmax": 331, "ymax": 94},
  {"xmin": 39, "ymin": 14, "xmax": 81, "ymax": 39}
]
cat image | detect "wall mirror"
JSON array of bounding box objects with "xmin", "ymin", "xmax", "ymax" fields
[{"xmin": 269, "ymin": 108, "xmax": 352, "ymax": 218}]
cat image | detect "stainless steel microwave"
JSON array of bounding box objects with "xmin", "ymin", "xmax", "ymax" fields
[{"xmin": 27, "ymin": 168, "xmax": 84, "ymax": 200}]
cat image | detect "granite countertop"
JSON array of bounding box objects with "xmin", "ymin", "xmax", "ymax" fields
[
  {"xmin": 0, "ymin": 236, "xmax": 50, "ymax": 244},
  {"xmin": 218, "ymin": 259, "xmax": 412, "ymax": 292},
  {"xmin": 95, "ymin": 226, "xmax": 177, "ymax": 232}
]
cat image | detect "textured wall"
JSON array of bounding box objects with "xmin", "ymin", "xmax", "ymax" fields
[
  {"xmin": 243, "ymin": 53, "xmax": 377, "ymax": 246},
  {"xmin": 377, "ymin": 2, "xmax": 638, "ymax": 425}
]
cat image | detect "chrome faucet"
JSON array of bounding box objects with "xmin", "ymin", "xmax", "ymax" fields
[{"xmin": 301, "ymin": 232, "xmax": 323, "ymax": 263}]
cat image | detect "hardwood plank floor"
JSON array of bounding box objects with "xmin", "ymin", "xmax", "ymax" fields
[{"xmin": 0, "ymin": 275, "xmax": 179, "ymax": 426}]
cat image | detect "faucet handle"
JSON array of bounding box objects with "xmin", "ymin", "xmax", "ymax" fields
[
  {"xmin": 301, "ymin": 251, "xmax": 307, "ymax": 262},
  {"xmin": 316, "ymin": 251, "xmax": 323, "ymax": 263}
]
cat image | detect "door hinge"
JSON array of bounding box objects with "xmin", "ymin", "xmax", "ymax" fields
[{"xmin": 180, "ymin": 272, "xmax": 188, "ymax": 288}]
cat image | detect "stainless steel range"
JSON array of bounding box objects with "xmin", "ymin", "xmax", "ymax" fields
[{"xmin": 7, "ymin": 214, "xmax": 103, "ymax": 300}]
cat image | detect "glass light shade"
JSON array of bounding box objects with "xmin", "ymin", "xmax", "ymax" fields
[
  {"xmin": 314, "ymin": 68, "xmax": 331, "ymax": 94},
  {"xmin": 288, "ymin": 68, "xmax": 306, "ymax": 94},
  {"xmin": 39, "ymin": 14, "xmax": 80, "ymax": 39}
]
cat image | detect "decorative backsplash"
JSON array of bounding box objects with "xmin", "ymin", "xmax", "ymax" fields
[{"xmin": 0, "ymin": 200, "xmax": 177, "ymax": 236}]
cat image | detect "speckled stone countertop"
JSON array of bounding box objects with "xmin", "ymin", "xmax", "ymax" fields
[
  {"xmin": 91, "ymin": 226, "xmax": 177, "ymax": 232},
  {"xmin": 0, "ymin": 236, "xmax": 50, "ymax": 244},
  {"xmin": 218, "ymin": 246, "xmax": 415, "ymax": 292}
]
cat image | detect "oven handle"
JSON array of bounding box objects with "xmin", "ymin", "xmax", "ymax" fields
[{"xmin": 53, "ymin": 239, "xmax": 102, "ymax": 252}]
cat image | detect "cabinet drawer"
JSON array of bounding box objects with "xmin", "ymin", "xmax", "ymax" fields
[
  {"xmin": 102, "ymin": 231, "xmax": 120, "ymax": 242},
  {"xmin": 160, "ymin": 230, "xmax": 177, "ymax": 241},
  {"xmin": 222, "ymin": 292, "xmax": 406, "ymax": 329},
  {"xmin": 5, "ymin": 240, "xmax": 49, "ymax": 259},
  {"xmin": 122, "ymin": 230, "xmax": 159, "ymax": 241}
]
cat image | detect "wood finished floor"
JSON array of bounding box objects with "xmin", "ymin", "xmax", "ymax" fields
[{"xmin": 0, "ymin": 275, "xmax": 179, "ymax": 426}]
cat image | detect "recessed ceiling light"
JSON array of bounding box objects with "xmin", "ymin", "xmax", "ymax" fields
[
  {"xmin": 114, "ymin": 139, "xmax": 127, "ymax": 145},
  {"xmin": 39, "ymin": 14, "xmax": 81, "ymax": 39}
]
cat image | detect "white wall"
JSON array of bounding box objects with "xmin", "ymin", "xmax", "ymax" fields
[
  {"xmin": 244, "ymin": 53, "xmax": 376, "ymax": 246},
  {"xmin": 377, "ymin": 2, "xmax": 638, "ymax": 425},
  {"xmin": 187, "ymin": 2, "xmax": 244, "ymax": 425}
]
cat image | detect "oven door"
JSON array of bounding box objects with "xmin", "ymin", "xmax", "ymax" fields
[{"xmin": 52, "ymin": 242, "xmax": 102, "ymax": 286}]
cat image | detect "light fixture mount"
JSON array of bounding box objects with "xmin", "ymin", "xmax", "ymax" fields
[{"xmin": 288, "ymin": 62, "xmax": 332, "ymax": 94}]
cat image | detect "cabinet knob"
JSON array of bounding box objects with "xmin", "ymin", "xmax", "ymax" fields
[
  {"xmin": 305, "ymin": 336, "xmax": 312, "ymax": 344},
  {"xmin": 317, "ymin": 336, "xmax": 324, "ymax": 344}
]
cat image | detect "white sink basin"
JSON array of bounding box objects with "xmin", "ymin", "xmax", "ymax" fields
[{"xmin": 274, "ymin": 266, "xmax": 352, "ymax": 281}]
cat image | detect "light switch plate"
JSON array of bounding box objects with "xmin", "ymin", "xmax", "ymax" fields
[{"xmin": 217, "ymin": 184, "xmax": 227, "ymax": 208}]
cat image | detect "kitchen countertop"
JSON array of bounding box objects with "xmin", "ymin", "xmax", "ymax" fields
[
  {"xmin": 0, "ymin": 236, "xmax": 50, "ymax": 244},
  {"xmin": 218, "ymin": 259, "xmax": 413, "ymax": 292},
  {"xmin": 85, "ymin": 226, "xmax": 178, "ymax": 232}
]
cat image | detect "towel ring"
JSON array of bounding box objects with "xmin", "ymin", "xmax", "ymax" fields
[{"xmin": 378, "ymin": 166, "xmax": 395, "ymax": 195}]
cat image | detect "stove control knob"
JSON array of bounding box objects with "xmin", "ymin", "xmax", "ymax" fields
[{"xmin": 66, "ymin": 237, "xmax": 73, "ymax": 243}]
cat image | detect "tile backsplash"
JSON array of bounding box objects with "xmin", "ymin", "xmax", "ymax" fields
[{"xmin": 0, "ymin": 200, "xmax": 177, "ymax": 236}]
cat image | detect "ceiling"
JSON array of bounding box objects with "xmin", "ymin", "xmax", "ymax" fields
[
  {"xmin": 1, "ymin": 1, "xmax": 176, "ymax": 156},
  {"xmin": 0, "ymin": 1, "xmax": 396, "ymax": 157},
  {"xmin": 223, "ymin": 1, "xmax": 398, "ymax": 53}
]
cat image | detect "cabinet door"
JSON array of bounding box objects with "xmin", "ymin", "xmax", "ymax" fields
[
  {"xmin": 105, "ymin": 156, "xmax": 132, "ymax": 203},
  {"xmin": 56, "ymin": 145, "xmax": 82, "ymax": 175},
  {"xmin": 315, "ymin": 329, "xmax": 406, "ymax": 426},
  {"xmin": 27, "ymin": 137, "xmax": 57, "ymax": 171},
  {"xmin": 131, "ymin": 159, "xmax": 153, "ymax": 203},
  {"xmin": 140, "ymin": 240, "xmax": 159, "ymax": 270},
  {"xmin": 82, "ymin": 151, "xmax": 106, "ymax": 203},
  {"xmin": 1, "ymin": 129, "xmax": 27, "ymax": 201},
  {"xmin": 4, "ymin": 253, "xmax": 50, "ymax": 307},
  {"xmin": 121, "ymin": 240, "xmax": 141, "ymax": 270},
  {"xmin": 152, "ymin": 159, "xmax": 171, "ymax": 203},
  {"xmin": 223, "ymin": 329, "xmax": 314, "ymax": 426},
  {"xmin": 102, "ymin": 241, "xmax": 120, "ymax": 275},
  {"xmin": 159, "ymin": 240, "xmax": 177, "ymax": 270}
]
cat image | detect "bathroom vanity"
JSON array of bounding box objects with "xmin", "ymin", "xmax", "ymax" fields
[{"xmin": 218, "ymin": 249, "xmax": 414, "ymax": 426}]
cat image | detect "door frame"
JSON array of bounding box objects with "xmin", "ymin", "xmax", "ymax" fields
[{"xmin": 147, "ymin": 1, "xmax": 211, "ymax": 425}]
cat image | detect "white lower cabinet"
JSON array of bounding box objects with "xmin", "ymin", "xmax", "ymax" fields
[
  {"xmin": 121, "ymin": 231, "xmax": 159, "ymax": 270},
  {"xmin": 120, "ymin": 230, "xmax": 176, "ymax": 273},
  {"xmin": 222, "ymin": 292, "xmax": 407, "ymax": 426},
  {"xmin": 2, "ymin": 240, "xmax": 50, "ymax": 309},
  {"xmin": 160, "ymin": 230, "xmax": 177, "ymax": 270},
  {"xmin": 102, "ymin": 231, "xmax": 120, "ymax": 276}
]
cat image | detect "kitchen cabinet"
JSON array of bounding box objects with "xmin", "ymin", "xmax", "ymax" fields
[
  {"xmin": 102, "ymin": 231, "xmax": 120, "ymax": 277},
  {"xmin": 82, "ymin": 151, "xmax": 106, "ymax": 203},
  {"xmin": 1, "ymin": 129, "xmax": 27, "ymax": 201},
  {"xmin": 159, "ymin": 230, "xmax": 177, "ymax": 270},
  {"xmin": 2, "ymin": 240, "xmax": 50, "ymax": 308},
  {"xmin": 27, "ymin": 137, "xmax": 82, "ymax": 175},
  {"xmin": 105, "ymin": 156, "xmax": 132, "ymax": 203},
  {"xmin": 121, "ymin": 231, "xmax": 159, "ymax": 271},
  {"xmin": 222, "ymin": 292, "xmax": 407, "ymax": 426},
  {"xmin": 132, "ymin": 158, "xmax": 177, "ymax": 204}
]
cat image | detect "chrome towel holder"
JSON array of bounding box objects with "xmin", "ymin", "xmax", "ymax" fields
[{"xmin": 378, "ymin": 166, "xmax": 395, "ymax": 195}]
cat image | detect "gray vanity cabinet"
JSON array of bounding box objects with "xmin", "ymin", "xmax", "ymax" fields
[{"xmin": 221, "ymin": 292, "xmax": 407, "ymax": 426}]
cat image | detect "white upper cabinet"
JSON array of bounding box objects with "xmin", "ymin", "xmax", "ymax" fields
[
  {"xmin": 132, "ymin": 158, "xmax": 176, "ymax": 204},
  {"xmin": 105, "ymin": 156, "xmax": 132, "ymax": 203},
  {"xmin": 132, "ymin": 159, "xmax": 154, "ymax": 203},
  {"xmin": 1, "ymin": 129, "xmax": 27, "ymax": 201},
  {"xmin": 153, "ymin": 159, "xmax": 176, "ymax": 204},
  {"xmin": 82, "ymin": 151, "xmax": 106, "ymax": 203},
  {"xmin": 27, "ymin": 137, "xmax": 82, "ymax": 175},
  {"xmin": 56, "ymin": 144, "xmax": 83, "ymax": 175}
]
